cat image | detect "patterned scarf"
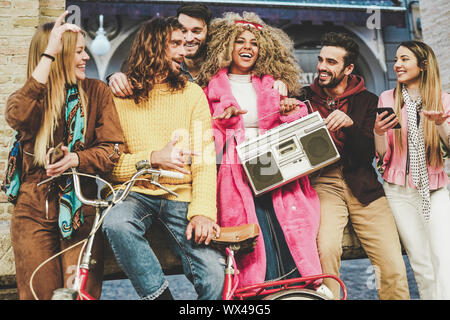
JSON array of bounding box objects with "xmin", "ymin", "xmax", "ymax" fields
[
  {"xmin": 58, "ymin": 84, "xmax": 86, "ymax": 238},
  {"xmin": 402, "ymin": 85, "xmax": 431, "ymax": 221},
  {"xmin": 1, "ymin": 131, "xmax": 22, "ymax": 203}
]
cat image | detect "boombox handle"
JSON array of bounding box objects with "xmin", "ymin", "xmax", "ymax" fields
[
  {"xmin": 255, "ymin": 99, "xmax": 315, "ymax": 125},
  {"xmin": 216, "ymin": 99, "xmax": 315, "ymax": 165},
  {"xmin": 303, "ymin": 100, "xmax": 314, "ymax": 115}
]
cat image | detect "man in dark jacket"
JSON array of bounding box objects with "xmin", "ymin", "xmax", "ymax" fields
[{"xmin": 299, "ymin": 32, "xmax": 410, "ymax": 300}]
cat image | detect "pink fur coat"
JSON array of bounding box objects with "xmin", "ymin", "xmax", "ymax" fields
[{"xmin": 204, "ymin": 68, "xmax": 322, "ymax": 288}]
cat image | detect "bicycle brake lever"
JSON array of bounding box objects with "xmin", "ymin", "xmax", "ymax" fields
[{"xmin": 150, "ymin": 181, "xmax": 179, "ymax": 197}]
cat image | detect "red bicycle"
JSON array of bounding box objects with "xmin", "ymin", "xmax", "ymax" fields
[
  {"xmin": 212, "ymin": 224, "xmax": 348, "ymax": 300},
  {"xmin": 34, "ymin": 160, "xmax": 184, "ymax": 300},
  {"xmin": 36, "ymin": 160, "xmax": 347, "ymax": 300}
]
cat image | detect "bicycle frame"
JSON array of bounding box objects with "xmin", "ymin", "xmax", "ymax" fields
[
  {"xmin": 42, "ymin": 163, "xmax": 347, "ymax": 301},
  {"xmin": 37, "ymin": 161, "xmax": 183, "ymax": 300},
  {"xmin": 49, "ymin": 205, "xmax": 102, "ymax": 300},
  {"xmin": 63, "ymin": 207, "xmax": 348, "ymax": 300},
  {"xmin": 222, "ymin": 246, "xmax": 348, "ymax": 300},
  {"xmin": 50, "ymin": 202, "xmax": 105, "ymax": 300},
  {"xmin": 222, "ymin": 248, "xmax": 239, "ymax": 300},
  {"xmin": 72, "ymin": 206, "xmax": 103, "ymax": 300}
]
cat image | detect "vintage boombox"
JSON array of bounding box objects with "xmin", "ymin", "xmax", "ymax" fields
[{"xmin": 236, "ymin": 110, "xmax": 340, "ymax": 196}]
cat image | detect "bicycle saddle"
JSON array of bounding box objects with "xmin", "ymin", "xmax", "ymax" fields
[{"xmin": 212, "ymin": 224, "xmax": 259, "ymax": 255}]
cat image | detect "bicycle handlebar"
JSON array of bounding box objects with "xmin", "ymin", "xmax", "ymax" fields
[
  {"xmin": 113, "ymin": 160, "xmax": 184, "ymax": 204},
  {"xmin": 38, "ymin": 160, "xmax": 184, "ymax": 208},
  {"xmin": 70, "ymin": 167, "xmax": 110, "ymax": 208}
]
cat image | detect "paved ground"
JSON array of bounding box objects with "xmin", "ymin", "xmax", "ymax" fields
[{"xmin": 100, "ymin": 256, "xmax": 419, "ymax": 300}]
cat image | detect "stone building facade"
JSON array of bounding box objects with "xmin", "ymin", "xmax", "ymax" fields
[
  {"xmin": 418, "ymin": 0, "xmax": 450, "ymax": 175},
  {"xmin": 0, "ymin": 0, "xmax": 66, "ymax": 220},
  {"xmin": 0, "ymin": 0, "xmax": 65, "ymax": 298},
  {"xmin": 419, "ymin": 0, "xmax": 450, "ymax": 92}
]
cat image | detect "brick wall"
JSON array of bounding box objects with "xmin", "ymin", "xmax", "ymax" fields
[
  {"xmin": 0, "ymin": 0, "xmax": 65, "ymax": 221},
  {"xmin": 419, "ymin": 0, "xmax": 450, "ymax": 92},
  {"xmin": 419, "ymin": 0, "xmax": 450, "ymax": 178}
]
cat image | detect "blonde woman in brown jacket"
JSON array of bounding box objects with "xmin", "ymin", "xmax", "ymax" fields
[{"xmin": 5, "ymin": 12, "xmax": 124, "ymax": 300}]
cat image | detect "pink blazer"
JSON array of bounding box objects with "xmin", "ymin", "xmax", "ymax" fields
[
  {"xmin": 378, "ymin": 89, "xmax": 450, "ymax": 190},
  {"xmin": 205, "ymin": 68, "xmax": 322, "ymax": 288}
]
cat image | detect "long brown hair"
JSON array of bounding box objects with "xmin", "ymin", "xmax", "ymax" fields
[
  {"xmin": 124, "ymin": 17, "xmax": 187, "ymax": 104},
  {"xmin": 27, "ymin": 22, "xmax": 88, "ymax": 166},
  {"xmin": 393, "ymin": 41, "xmax": 444, "ymax": 168}
]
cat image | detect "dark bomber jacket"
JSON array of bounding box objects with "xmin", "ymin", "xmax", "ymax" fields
[{"xmin": 298, "ymin": 85, "xmax": 385, "ymax": 206}]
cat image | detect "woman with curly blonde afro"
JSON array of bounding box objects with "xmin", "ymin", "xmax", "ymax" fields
[
  {"xmin": 197, "ymin": 11, "xmax": 301, "ymax": 95},
  {"xmin": 202, "ymin": 11, "xmax": 331, "ymax": 298}
]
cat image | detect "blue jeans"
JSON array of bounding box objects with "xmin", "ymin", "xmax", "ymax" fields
[
  {"xmin": 254, "ymin": 193, "xmax": 300, "ymax": 281},
  {"xmin": 102, "ymin": 192, "xmax": 225, "ymax": 300}
]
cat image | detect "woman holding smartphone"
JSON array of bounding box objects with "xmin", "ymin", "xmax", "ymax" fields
[
  {"xmin": 374, "ymin": 40, "xmax": 450, "ymax": 299},
  {"xmin": 4, "ymin": 12, "xmax": 124, "ymax": 299}
]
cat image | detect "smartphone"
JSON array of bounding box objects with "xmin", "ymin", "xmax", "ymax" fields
[
  {"xmin": 49, "ymin": 142, "xmax": 64, "ymax": 164},
  {"xmin": 377, "ymin": 107, "xmax": 401, "ymax": 129}
]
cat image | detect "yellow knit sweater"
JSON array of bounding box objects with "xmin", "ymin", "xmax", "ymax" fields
[{"xmin": 110, "ymin": 82, "xmax": 217, "ymax": 222}]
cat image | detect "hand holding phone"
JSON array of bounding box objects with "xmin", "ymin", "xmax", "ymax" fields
[
  {"xmin": 49, "ymin": 142, "xmax": 64, "ymax": 164},
  {"xmin": 376, "ymin": 107, "xmax": 401, "ymax": 129}
]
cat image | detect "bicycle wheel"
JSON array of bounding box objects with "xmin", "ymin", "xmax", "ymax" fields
[{"xmin": 263, "ymin": 288, "xmax": 329, "ymax": 300}]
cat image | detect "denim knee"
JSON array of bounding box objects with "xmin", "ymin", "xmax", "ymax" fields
[
  {"xmin": 193, "ymin": 250, "xmax": 225, "ymax": 300},
  {"xmin": 203, "ymin": 264, "xmax": 225, "ymax": 300},
  {"xmin": 101, "ymin": 194, "xmax": 149, "ymax": 236},
  {"xmin": 102, "ymin": 209, "xmax": 130, "ymax": 237}
]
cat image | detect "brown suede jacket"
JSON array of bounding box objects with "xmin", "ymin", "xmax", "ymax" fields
[{"xmin": 6, "ymin": 77, "xmax": 125, "ymax": 215}]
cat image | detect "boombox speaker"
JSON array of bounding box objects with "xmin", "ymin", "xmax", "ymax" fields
[
  {"xmin": 300, "ymin": 128, "xmax": 338, "ymax": 166},
  {"xmin": 243, "ymin": 152, "xmax": 284, "ymax": 192},
  {"xmin": 236, "ymin": 110, "xmax": 340, "ymax": 196}
]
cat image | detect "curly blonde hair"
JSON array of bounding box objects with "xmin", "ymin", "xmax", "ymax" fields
[{"xmin": 197, "ymin": 11, "xmax": 302, "ymax": 95}]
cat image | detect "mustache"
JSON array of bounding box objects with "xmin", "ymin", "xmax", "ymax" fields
[
  {"xmin": 318, "ymin": 70, "xmax": 332, "ymax": 75},
  {"xmin": 185, "ymin": 40, "xmax": 201, "ymax": 46},
  {"xmin": 185, "ymin": 42, "xmax": 207, "ymax": 59}
]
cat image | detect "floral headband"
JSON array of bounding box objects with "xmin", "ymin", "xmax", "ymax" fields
[{"xmin": 234, "ymin": 20, "xmax": 263, "ymax": 30}]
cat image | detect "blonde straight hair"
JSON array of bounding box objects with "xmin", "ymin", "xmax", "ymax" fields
[
  {"xmin": 393, "ymin": 41, "xmax": 444, "ymax": 168},
  {"xmin": 27, "ymin": 22, "xmax": 88, "ymax": 166}
]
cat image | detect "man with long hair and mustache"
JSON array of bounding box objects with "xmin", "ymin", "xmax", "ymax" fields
[
  {"xmin": 108, "ymin": 3, "xmax": 212, "ymax": 95},
  {"xmin": 101, "ymin": 16, "xmax": 224, "ymax": 300}
]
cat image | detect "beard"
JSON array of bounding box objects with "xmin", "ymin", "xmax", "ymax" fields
[
  {"xmin": 185, "ymin": 41, "xmax": 207, "ymax": 60},
  {"xmin": 318, "ymin": 68, "xmax": 346, "ymax": 89},
  {"xmin": 165, "ymin": 64, "xmax": 187, "ymax": 89}
]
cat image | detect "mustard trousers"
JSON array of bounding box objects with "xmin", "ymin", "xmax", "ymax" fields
[{"xmin": 311, "ymin": 166, "xmax": 410, "ymax": 300}]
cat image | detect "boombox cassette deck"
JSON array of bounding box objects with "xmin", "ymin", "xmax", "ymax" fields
[{"xmin": 236, "ymin": 110, "xmax": 340, "ymax": 196}]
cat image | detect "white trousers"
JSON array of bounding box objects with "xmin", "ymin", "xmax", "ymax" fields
[{"xmin": 383, "ymin": 181, "xmax": 450, "ymax": 299}]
